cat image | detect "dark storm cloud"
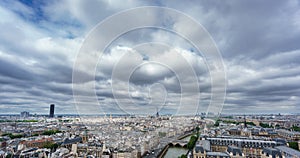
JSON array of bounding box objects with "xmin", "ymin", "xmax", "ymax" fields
[
  {"xmin": 229, "ymin": 1, "xmax": 300, "ymax": 58},
  {"xmin": 0, "ymin": 58, "xmax": 34, "ymax": 81},
  {"xmin": 163, "ymin": 0, "xmax": 300, "ymax": 60},
  {"xmin": 95, "ymin": 90, "xmax": 114, "ymax": 99}
]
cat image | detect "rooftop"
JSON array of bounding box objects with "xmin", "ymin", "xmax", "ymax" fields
[
  {"xmin": 275, "ymin": 146, "xmax": 300, "ymax": 157},
  {"xmin": 206, "ymin": 152, "xmax": 230, "ymax": 156}
]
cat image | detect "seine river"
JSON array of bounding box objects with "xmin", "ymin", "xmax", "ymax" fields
[
  {"xmin": 163, "ymin": 147, "xmax": 188, "ymax": 158},
  {"xmin": 163, "ymin": 135, "xmax": 192, "ymax": 158}
]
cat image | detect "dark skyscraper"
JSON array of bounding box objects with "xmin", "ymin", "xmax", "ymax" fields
[{"xmin": 49, "ymin": 104, "xmax": 55, "ymax": 118}]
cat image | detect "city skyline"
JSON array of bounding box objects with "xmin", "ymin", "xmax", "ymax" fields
[{"xmin": 0, "ymin": 1, "xmax": 300, "ymax": 115}]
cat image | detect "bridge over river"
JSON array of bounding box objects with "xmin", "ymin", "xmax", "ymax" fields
[
  {"xmin": 142, "ymin": 133, "xmax": 192, "ymax": 158},
  {"xmin": 168, "ymin": 140, "xmax": 188, "ymax": 147}
]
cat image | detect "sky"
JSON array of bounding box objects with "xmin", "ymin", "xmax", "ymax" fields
[{"xmin": 0, "ymin": 0, "xmax": 300, "ymax": 115}]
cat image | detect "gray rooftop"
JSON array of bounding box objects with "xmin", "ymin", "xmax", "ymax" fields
[
  {"xmin": 275, "ymin": 146, "xmax": 300, "ymax": 157},
  {"xmin": 206, "ymin": 152, "xmax": 230, "ymax": 156},
  {"xmin": 262, "ymin": 147, "xmax": 282, "ymax": 158},
  {"xmin": 227, "ymin": 146, "xmax": 243, "ymax": 156},
  {"xmin": 61, "ymin": 137, "xmax": 82, "ymax": 145},
  {"xmin": 198, "ymin": 140, "xmax": 211, "ymax": 151}
]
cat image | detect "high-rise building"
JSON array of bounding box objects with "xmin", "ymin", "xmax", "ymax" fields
[
  {"xmin": 20, "ymin": 111, "xmax": 30, "ymax": 118},
  {"xmin": 49, "ymin": 104, "xmax": 55, "ymax": 118}
]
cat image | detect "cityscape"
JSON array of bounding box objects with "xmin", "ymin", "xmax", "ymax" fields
[
  {"xmin": 0, "ymin": 105, "xmax": 300, "ymax": 157},
  {"xmin": 1, "ymin": 0, "xmax": 300, "ymax": 158}
]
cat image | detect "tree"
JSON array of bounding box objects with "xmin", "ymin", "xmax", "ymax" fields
[
  {"xmin": 259, "ymin": 123, "xmax": 273, "ymax": 128},
  {"xmin": 3, "ymin": 133, "xmax": 24, "ymax": 139},
  {"xmin": 245, "ymin": 122, "xmax": 256, "ymax": 126},
  {"xmin": 214, "ymin": 121, "xmax": 219, "ymax": 127},
  {"xmin": 5, "ymin": 153, "xmax": 12, "ymax": 158},
  {"xmin": 187, "ymin": 135, "xmax": 198, "ymax": 150},
  {"xmin": 196, "ymin": 126, "xmax": 200, "ymax": 136},
  {"xmin": 288, "ymin": 142, "xmax": 299, "ymax": 151},
  {"xmin": 178, "ymin": 154, "xmax": 187, "ymax": 158},
  {"xmin": 292, "ymin": 126, "xmax": 300, "ymax": 132},
  {"xmin": 43, "ymin": 142, "xmax": 59, "ymax": 151},
  {"xmin": 42, "ymin": 130, "xmax": 61, "ymax": 135}
]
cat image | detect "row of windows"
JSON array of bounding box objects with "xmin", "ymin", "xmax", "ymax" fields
[
  {"xmin": 194, "ymin": 155, "xmax": 230, "ymax": 158},
  {"xmin": 209, "ymin": 140, "xmax": 275, "ymax": 147}
]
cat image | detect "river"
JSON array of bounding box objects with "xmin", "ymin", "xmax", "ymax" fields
[
  {"xmin": 163, "ymin": 147, "xmax": 188, "ymax": 158},
  {"xmin": 162, "ymin": 135, "xmax": 192, "ymax": 158}
]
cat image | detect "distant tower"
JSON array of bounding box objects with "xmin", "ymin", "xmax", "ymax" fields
[
  {"xmin": 203, "ymin": 123, "xmax": 208, "ymax": 136},
  {"xmin": 156, "ymin": 107, "xmax": 159, "ymax": 117},
  {"xmin": 244, "ymin": 114, "xmax": 247, "ymax": 128},
  {"xmin": 82, "ymin": 129, "xmax": 88, "ymax": 143},
  {"xmin": 49, "ymin": 104, "xmax": 55, "ymax": 118},
  {"xmin": 110, "ymin": 114, "xmax": 112, "ymax": 122}
]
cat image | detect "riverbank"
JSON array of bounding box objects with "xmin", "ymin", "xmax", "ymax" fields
[{"xmin": 177, "ymin": 132, "xmax": 195, "ymax": 140}]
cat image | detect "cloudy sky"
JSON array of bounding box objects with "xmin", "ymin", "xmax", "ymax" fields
[{"xmin": 0, "ymin": 0, "xmax": 299, "ymax": 115}]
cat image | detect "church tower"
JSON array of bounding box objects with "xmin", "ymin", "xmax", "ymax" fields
[{"xmin": 244, "ymin": 114, "xmax": 247, "ymax": 128}]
